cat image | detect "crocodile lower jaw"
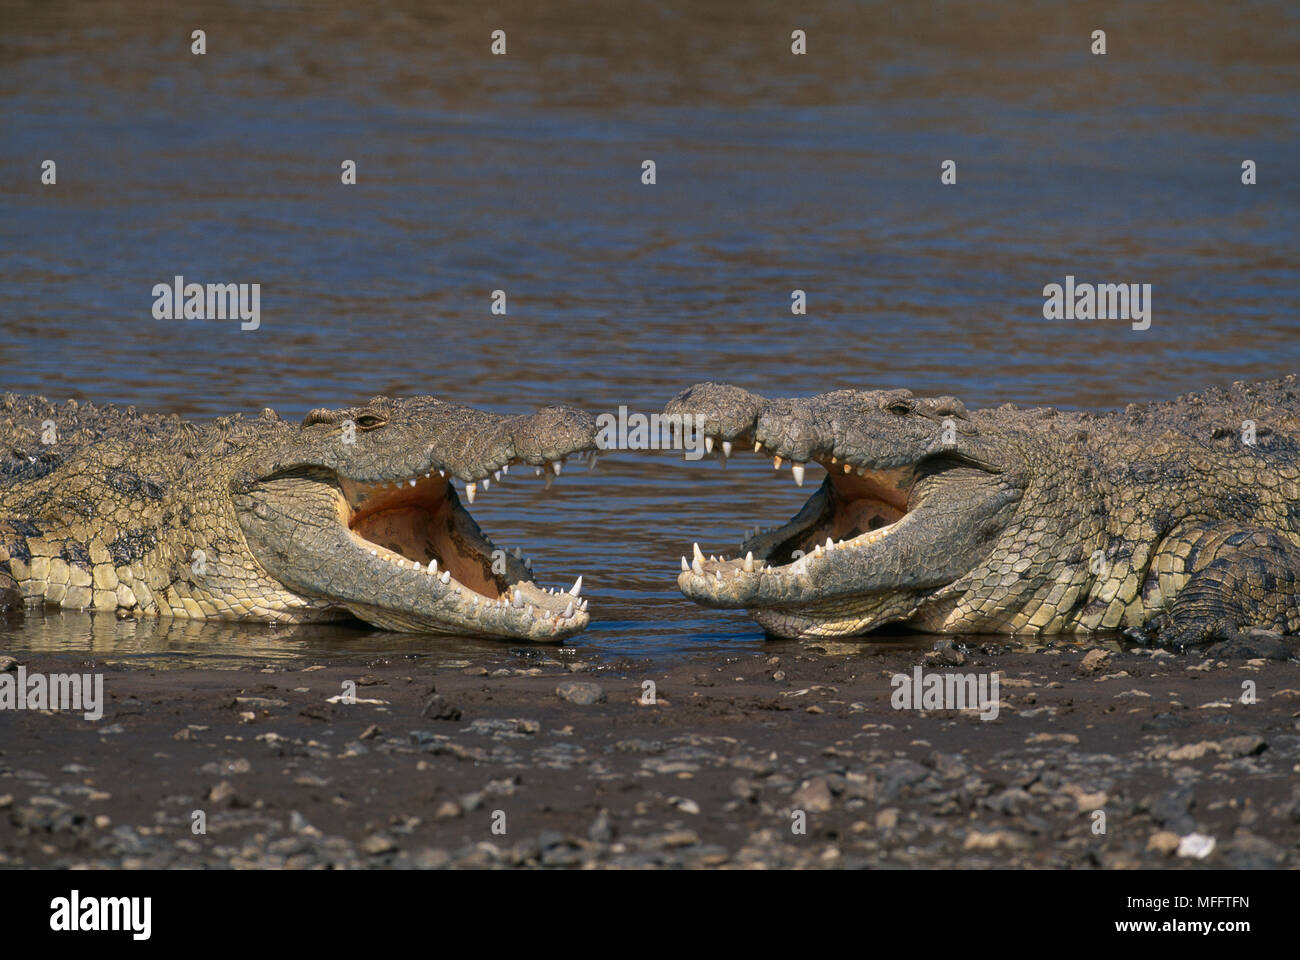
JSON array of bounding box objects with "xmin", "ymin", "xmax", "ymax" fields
[
  {"xmin": 676, "ymin": 437, "xmax": 914, "ymax": 600},
  {"xmin": 339, "ymin": 464, "xmax": 588, "ymax": 634}
]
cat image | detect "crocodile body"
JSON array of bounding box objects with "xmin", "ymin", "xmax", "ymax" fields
[
  {"xmin": 0, "ymin": 392, "xmax": 595, "ymax": 640},
  {"xmin": 666, "ymin": 378, "xmax": 1300, "ymax": 649}
]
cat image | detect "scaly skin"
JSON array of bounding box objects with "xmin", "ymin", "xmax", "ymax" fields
[
  {"xmin": 0, "ymin": 393, "xmax": 595, "ymax": 640},
  {"xmin": 666, "ymin": 378, "xmax": 1300, "ymax": 649}
]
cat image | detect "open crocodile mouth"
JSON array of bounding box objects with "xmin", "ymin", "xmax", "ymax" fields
[
  {"xmin": 680, "ymin": 442, "xmax": 917, "ymax": 583},
  {"xmin": 336, "ymin": 459, "xmax": 589, "ymax": 635}
]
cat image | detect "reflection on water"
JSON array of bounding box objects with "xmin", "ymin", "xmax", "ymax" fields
[{"xmin": 0, "ymin": 0, "xmax": 1296, "ymax": 666}]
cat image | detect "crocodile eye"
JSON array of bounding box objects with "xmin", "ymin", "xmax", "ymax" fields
[
  {"xmin": 886, "ymin": 399, "xmax": 913, "ymax": 414},
  {"xmin": 354, "ymin": 414, "xmax": 387, "ymax": 430}
]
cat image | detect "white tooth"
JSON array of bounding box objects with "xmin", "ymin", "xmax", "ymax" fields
[
  {"xmin": 814, "ymin": 544, "xmax": 823, "ymax": 557},
  {"xmin": 483, "ymin": 479, "xmax": 490, "ymax": 491},
  {"xmin": 535, "ymin": 467, "xmax": 542, "ymax": 477},
  {"xmin": 494, "ymin": 470, "xmax": 501, "ymax": 481},
  {"xmin": 439, "ymin": 469, "xmax": 446, "ymax": 477},
  {"xmin": 513, "ymin": 547, "xmax": 522, "ymax": 559},
  {"xmin": 773, "ymin": 456, "xmax": 782, "ymax": 469},
  {"xmin": 427, "ymin": 559, "xmax": 438, "ymax": 573},
  {"xmin": 440, "ymin": 570, "xmax": 451, "ymax": 584},
  {"xmin": 502, "ymin": 464, "xmax": 509, "ymax": 475},
  {"xmin": 692, "ymin": 559, "xmax": 704, "ymax": 576},
  {"xmin": 693, "ymin": 543, "xmax": 705, "ymax": 564},
  {"xmin": 681, "ymin": 556, "xmax": 689, "ymax": 572},
  {"xmin": 551, "ymin": 460, "xmax": 563, "ymax": 476},
  {"xmin": 455, "ymin": 587, "xmax": 461, "ymax": 595},
  {"xmin": 715, "ymin": 571, "xmax": 723, "ymax": 583},
  {"xmin": 526, "ymin": 605, "xmax": 534, "ymax": 618},
  {"xmin": 843, "ymin": 463, "xmax": 852, "ymax": 474},
  {"xmin": 792, "ymin": 463, "xmax": 805, "ymax": 486},
  {"xmin": 370, "ymin": 550, "xmax": 377, "ymax": 556},
  {"xmin": 524, "ymin": 557, "xmax": 532, "ymax": 570},
  {"xmin": 408, "ymin": 479, "xmax": 416, "ymax": 487},
  {"xmin": 466, "ymin": 482, "xmax": 477, "ymax": 504},
  {"xmin": 424, "ymin": 472, "xmax": 430, "ymax": 478},
  {"xmin": 705, "ymin": 436, "xmax": 714, "ymax": 454},
  {"xmin": 754, "ymin": 441, "xmax": 763, "ymax": 453},
  {"xmin": 563, "ymin": 601, "xmax": 574, "ymax": 618},
  {"xmin": 826, "ymin": 537, "xmax": 834, "ymax": 551},
  {"xmin": 569, "ymin": 576, "xmax": 582, "ymax": 597},
  {"xmin": 588, "ymin": 452, "xmax": 598, "ymax": 470},
  {"xmin": 722, "ymin": 441, "xmax": 732, "ymax": 458},
  {"xmin": 580, "ymin": 599, "xmax": 587, "ymax": 611},
  {"xmin": 513, "ymin": 590, "xmax": 524, "ymax": 608},
  {"xmin": 743, "ymin": 552, "xmax": 754, "ymax": 572}
]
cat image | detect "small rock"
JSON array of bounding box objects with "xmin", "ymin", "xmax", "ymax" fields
[
  {"xmin": 208, "ymin": 781, "xmax": 238, "ymax": 807},
  {"xmin": 1177, "ymin": 833, "xmax": 1216, "ymax": 860},
  {"xmin": 963, "ymin": 829, "xmax": 1029, "ymax": 851},
  {"xmin": 791, "ymin": 777, "xmax": 833, "ymax": 813},
  {"xmin": 1079, "ymin": 648, "xmax": 1111, "ymax": 675},
  {"xmin": 556, "ymin": 681, "xmax": 606, "ymax": 706},
  {"xmin": 201, "ymin": 757, "xmax": 252, "ymax": 776},
  {"xmin": 1217, "ymin": 734, "xmax": 1266, "ymax": 757},
  {"xmin": 1147, "ymin": 831, "xmax": 1181, "ymax": 855},
  {"xmin": 359, "ymin": 724, "xmax": 382, "ymax": 740},
  {"xmin": 289, "ymin": 811, "xmax": 314, "ymax": 834},
  {"xmin": 362, "ymin": 833, "xmax": 397, "ymax": 855},
  {"xmin": 730, "ymin": 778, "xmax": 757, "ymax": 803},
  {"xmin": 1166, "ymin": 741, "xmax": 1216, "ymax": 761},
  {"xmin": 233, "ymin": 696, "xmax": 288, "ymax": 710},
  {"xmin": 588, "ymin": 810, "xmax": 614, "ymax": 843},
  {"xmin": 924, "ymin": 643, "xmax": 966, "ymax": 667},
  {"xmin": 1024, "ymin": 732, "xmax": 1079, "ymax": 745},
  {"xmin": 1074, "ymin": 791, "xmax": 1108, "ymax": 813},
  {"xmin": 1205, "ymin": 629, "xmax": 1291, "ymax": 661},
  {"xmin": 421, "ymin": 694, "xmax": 462, "ymax": 721}
]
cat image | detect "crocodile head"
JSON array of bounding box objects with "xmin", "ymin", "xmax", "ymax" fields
[
  {"xmin": 232, "ymin": 396, "xmax": 596, "ymax": 640},
  {"xmin": 665, "ymin": 383, "xmax": 1027, "ymax": 639}
]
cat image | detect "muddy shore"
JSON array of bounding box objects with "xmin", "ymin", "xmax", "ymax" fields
[{"xmin": 2, "ymin": 638, "xmax": 1298, "ymax": 869}]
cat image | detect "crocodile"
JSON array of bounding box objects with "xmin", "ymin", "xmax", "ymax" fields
[
  {"xmin": 665, "ymin": 378, "xmax": 1300, "ymax": 650},
  {"xmin": 0, "ymin": 392, "xmax": 595, "ymax": 640}
]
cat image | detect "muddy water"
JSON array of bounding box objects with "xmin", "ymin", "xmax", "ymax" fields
[{"xmin": 0, "ymin": 1, "xmax": 1296, "ymax": 666}]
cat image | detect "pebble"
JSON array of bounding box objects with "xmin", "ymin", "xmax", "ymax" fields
[
  {"xmin": 1079, "ymin": 649, "xmax": 1112, "ymax": 675},
  {"xmin": 1177, "ymin": 832, "xmax": 1216, "ymax": 860},
  {"xmin": 422, "ymin": 694, "xmax": 462, "ymax": 721},
  {"xmin": 361, "ymin": 833, "xmax": 396, "ymax": 855},
  {"xmin": 791, "ymin": 777, "xmax": 833, "ymax": 813},
  {"xmin": 1146, "ymin": 830, "xmax": 1180, "ymax": 855},
  {"xmin": 556, "ymin": 681, "xmax": 606, "ymax": 705}
]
